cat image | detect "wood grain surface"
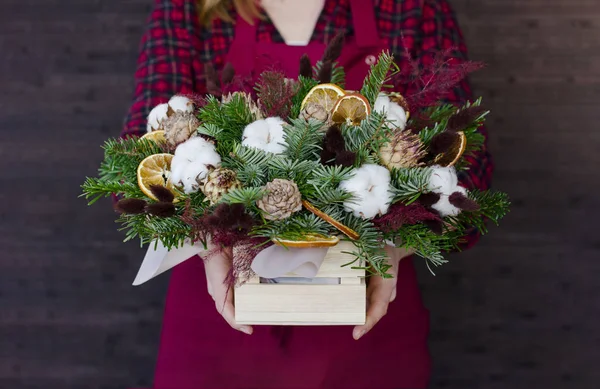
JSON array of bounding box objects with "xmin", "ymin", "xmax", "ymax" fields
[{"xmin": 0, "ymin": 0, "xmax": 598, "ymax": 388}]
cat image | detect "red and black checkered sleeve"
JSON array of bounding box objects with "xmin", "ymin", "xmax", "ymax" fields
[
  {"xmin": 121, "ymin": 0, "xmax": 198, "ymax": 137},
  {"xmin": 420, "ymin": 0, "xmax": 495, "ymax": 248}
]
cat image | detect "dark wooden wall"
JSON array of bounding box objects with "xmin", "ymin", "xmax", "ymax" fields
[{"xmin": 1, "ymin": 0, "xmax": 598, "ymax": 388}]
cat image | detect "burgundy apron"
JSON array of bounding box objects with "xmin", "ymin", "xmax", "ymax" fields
[{"xmin": 149, "ymin": 2, "xmax": 431, "ymax": 388}]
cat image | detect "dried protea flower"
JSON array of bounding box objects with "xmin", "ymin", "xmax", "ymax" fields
[
  {"xmin": 257, "ymin": 179, "xmax": 303, "ymax": 221},
  {"xmin": 222, "ymin": 91, "xmax": 263, "ymax": 120},
  {"xmin": 300, "ymin": 102, "xmax": 330, "ymax": 123},
  {"xmin": 379, "ymin": 130, "xmax": 427, "ymax": 169},
  {"xmin": 161, "ymin": 111, "xmax": 200, "ymax": 148},
  {"xmin": 202, "ymin": 168, "xmax": 242, "ymax": 205}
]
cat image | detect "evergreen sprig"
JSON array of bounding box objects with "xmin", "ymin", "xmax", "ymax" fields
[
  {"xmin": 199, "ymin": 95, "xmax": 254, "ymax": 156},
  {"xmin": 81, "ymin": 177, "xmax": 144, "ymax": 204},
  {"xmin": 253, "ymin": 212, "xmax": 330, "ymax": 242},
  {"xmin": 267, "ymin": 158, "xmax": 320, "ymax": 194},
  {"xmin": 221, "ymin": 187, "xmax": 266, "ymax": 208},
  {"xmin": 341, "ymin": 214, "xmax": 389, "ymax": 276},
  {"xmin": 360, "ymin": 51, "xmax": 397, "ymax": 107},
  {"xmin": 282, "ymin": 118, "xmax": 325, "ymax": 162},
  {"xmin": 449, "ymin": 190, "xmax": 511, "ymax": 234},
  {"xmin": 341, "ymin": 111, "xmax": 391, "ymax": 164},
  {"xmin": 389, "ymin": 167, "xmax": 432, "ymax": 204},
  {"xmin": 119, "ymin": 212, "xmax": 192, "ymax": 250}
]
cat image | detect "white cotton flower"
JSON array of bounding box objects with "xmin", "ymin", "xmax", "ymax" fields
[
  {"xmin": 171, "ymin": 137, "xmax": 222, "ymax": 194},
  {"xmin": 147, "ymin": 103, "xmax": 169, "ymax": 132},
  {"xmin": 374, "ymin": 93, "xmax": 408, "ymax": 130},
  {"xmin": 168, "ymin": 95, "xmax": 194, "ymax": 113},
  {"xmin": 427, "ymin": 165, "xmax": 465, "ymax": 217},
  {"xmin": 242, "ymin": 117, "xmax": 287, "ymax": 154},
  {"xmin": 339, "ymin": 164, "xmax": 393, "ymax": 219}
]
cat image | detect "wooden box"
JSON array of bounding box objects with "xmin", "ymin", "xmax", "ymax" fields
[{"xmin": 234, "ymin": 241, "xmax": 366, "ymax": 325}]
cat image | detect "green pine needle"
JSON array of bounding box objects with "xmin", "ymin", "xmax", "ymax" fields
[{"xmin": 360, "ymin": 51, "xmax": 397, "ymax": 107}]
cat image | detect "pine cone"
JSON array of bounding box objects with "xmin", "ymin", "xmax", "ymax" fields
[
  {"xmin": 202, "ymin": 168, "xmax": 241, "ymax": 205},
  {"xmin": 379, "ymin": 130, "xmax": 426, "ymax": 169},
  {"xmin": 300, "ymin": 102, "xmax": 330, "ymax": 124},
  {"xmin": 222, "ymin": 92, "xmax": 264, "ymax": 120},
  {"xmin": 162, "ymin": 111, "xmax": 200, "ymax": 148},
  {"xmin": 257, "ymin": 179, "xmax": 303, "ymax": 220}
]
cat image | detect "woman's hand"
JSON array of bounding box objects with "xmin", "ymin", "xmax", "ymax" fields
[
  {"xmin": 352, "ymin": 245, "xmax": 413, "ymax": 340},
  {"xmin": 204, "ymin": 247, "xmax": 253, "ymax": 335}
]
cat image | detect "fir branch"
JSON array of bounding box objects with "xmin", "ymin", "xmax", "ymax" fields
[
  {"xmin": 389, "ymin": 167, "xmax": 433, "ymax": 204},
  {"xmin": 341, "ymin": 214, "xmax": 390, "ymax": 276},
  {"xmin": 290, "ymin": 76, "xmax": 319, "ymax": 118},
  {"xmin": 119, "ymin": 212, "xmax": 192, "ymax": 250},
  {"xmin": 282, "ymin": 118, "xmax": 325, "ymax": 162},
  {"xmin": 450, "ymin": 190, "xmax": 510, "ymax": 234},
  {"xmin": 98, "ymin": 137, "xmax": 163, "ymax": 183},
  {"xmin": 220, "ymin": 187, "xmax": 266, "ymax": 208},
  {"xmin": 308, "ymin": 164, "xmax": 355, "ymax": 186},
  {"xmin": 222, "ymin": 143, "xmax": 275, "ymax": 172},
  {"xmin": 196, "ymin": 123, "xmax": 222, "ymax": 139},
  {"xmin": 341, "ymin": 111, "xmax": 391, "ymax": 164},
  {"xmin": 360, "ymin": 51, "xmax": 397, "ymax": 107},
  {"xmin": 252, "ymin": 212, "xmax": 330, "ymax": 241},
  {"xmin": 267, "ymin": 158, "xmax": 320, "ymax": 194},
  {"xmin": 236, "ymin": 163, "xmax": 267, "ymax": 187},
  {"xmin": 199, "ymin": 95, "xmax": 253, "ymax": 156},
  {"xmin": 81, "ymin": 177, "xmax": 144, "ymax": 204},
  {"xmin": 389, "ymin": 223, "xmax": 460, "ymax": 273}
]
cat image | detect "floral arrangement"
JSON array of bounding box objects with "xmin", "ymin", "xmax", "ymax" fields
[{"xmin": 82, "ymin": 37, "xmax": 509, "ymax": 280}]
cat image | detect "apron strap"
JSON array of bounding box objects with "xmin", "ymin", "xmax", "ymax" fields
[{"xmin": 349, "ymin": 0, "xmax": 379, "ymax": 48}]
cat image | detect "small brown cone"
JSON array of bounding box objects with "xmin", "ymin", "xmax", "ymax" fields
[{"xmin": 257, "ymin": 179, "xmax": 303, "ymax": 221}]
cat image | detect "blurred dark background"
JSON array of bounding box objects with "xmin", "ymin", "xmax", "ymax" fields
[{"xmin": 1, "ymin": 0, "xmax": 598, "ymax": 388}]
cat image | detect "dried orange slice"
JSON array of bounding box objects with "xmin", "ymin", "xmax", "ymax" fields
[
  {"xmin": 301, "ymin": 83, "xmax": 346, "ymax": 112},
  {"xmin": 136, "ymin": 153, "xmax": 176, "ymax": 200},
  {"xmin": 433, "ymin": 131, "xmax": 467, "ymax": 167},
  {"xmin": 273, "ymin": 233, "xmax": 340, "ymax": 248},
  {"xmin": 331, "ymin": 92, "xmax": 371, "ymax": 126},
  {"xmin": 140, "ymin": 130, "xmax": 166, "ymax": 144},
  {"xmin": 302, "ymin": 200, "xmax": 360, "ymax": 240}
]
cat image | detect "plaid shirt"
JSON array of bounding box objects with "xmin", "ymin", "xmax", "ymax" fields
[{"xmin": 123, "ymin": 0, "xmax": 494, "ymax": 248}]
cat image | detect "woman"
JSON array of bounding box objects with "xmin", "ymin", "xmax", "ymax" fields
[{"xmin": 122, "ymin": 0, "xmax": 493, "ymax": 388}]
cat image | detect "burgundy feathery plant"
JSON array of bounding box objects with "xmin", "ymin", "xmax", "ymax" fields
[
  {"xmin": 394, "ymin": 45, "xmax": 484, "ymax": 111},
  {"xmin": 372, "ymin": 202, "xmax": 440, "ymax": 233},
  {"xmin": 256, "ymin": 71, "xmax": 297, "ymax": 118}
]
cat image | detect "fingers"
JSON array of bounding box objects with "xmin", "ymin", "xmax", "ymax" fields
[
  {"xmin": 215, "ymin": 291, "xmax": 253, "ymax": 335},
  {"xmin": 353, "ymin": 277, "xmax": 393, "ymax": 340}
]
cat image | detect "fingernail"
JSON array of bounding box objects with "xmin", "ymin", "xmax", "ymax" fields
[
  {"xmin": 354, "ymin": 330, "xmax": 365, "ymax": 340},
  {"xmin": 240, "ymin": 327, "xmax": 252, "ymax": 335}
]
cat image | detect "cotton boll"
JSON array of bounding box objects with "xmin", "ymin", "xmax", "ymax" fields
[
  {"xmin": 374, "ymin": 94, "xmax": 391, "ymax": 113},
  {"xmin": 363, "ymin": 164, "xmax": 391, "ymax": 187},
  {"xmin": 431, "ymin": 195, "xmax": 461, "ymax": 217},
  {"xmin": 374, "ymin": 93, "xmax": 407, "ymax": 130},
  {"xmin": 242, "ymin": 120, "xmax": 271, "ymax": 142},
  {"xmin": 147, "ymin": 103, "xmax": 169, "ymax": 131},
  {"xmin": 168, "ymin": 95, "xmax": 194, "ymax": 113},
  {"xmin": 427, "ymin": 165, "xmax": 466, "ymax": 217},
  {"xmin": 241, "ymin": 117, "xmax": 288, "ymax": 154},
  {"xmin": 180, "ymin": 163, "xmax": 210, "ymax": 194},
  {"xmin": 340, "ymin": 164, "xmax": 393, "ymax": 219},
  {"xmin": 171, "ymin": 137, "xmax": 222, "ymax": 193},
  {"xmin": 428, "ymin": 165, "xmax": 458, "ymax": 195}
]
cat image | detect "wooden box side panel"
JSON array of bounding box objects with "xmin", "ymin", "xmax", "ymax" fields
[{"xmin": 235, "ymin": 283, "xmax": 366, "ymax": 325}]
